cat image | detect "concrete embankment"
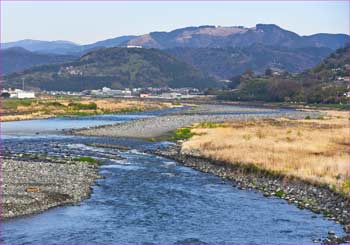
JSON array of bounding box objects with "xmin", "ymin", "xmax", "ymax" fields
[
  {"xmin": 1, "ymin": 159, "xmax": 101, "ymax": 219},
  {"xmin": 150, "ymin": 144, "xmax": 350, "ymax": 244}
]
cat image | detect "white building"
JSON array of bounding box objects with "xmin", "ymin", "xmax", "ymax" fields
[
  {"xmin": 3, "ymin": 89, "xmax": 36, "ymax": 99},
  {"xmin": 17, "ymin": 90, "xmax": 35, "ymax": 99}
]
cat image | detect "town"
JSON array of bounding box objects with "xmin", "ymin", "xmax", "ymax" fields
[{"xmin": 1, "ymin": 86, "xmax": 206, "ymax": 100}]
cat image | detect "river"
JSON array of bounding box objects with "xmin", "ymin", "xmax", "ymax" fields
[{"xmin": 1, "ymin": 107, "xmax": 345, "ymax": 244}]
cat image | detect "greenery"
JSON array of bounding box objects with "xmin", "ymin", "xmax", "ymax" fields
[
  {"xmin": 219, "ymin": 47, "xmax": 349, "ymax": 105},
  {"xmin": 3, "ymin": 98, "xmax": 36, "ymax": 109},
  {"xmin": 168, "ymin": 45, "xmax": 332, "ymax": 79},
  {"xmin": 4, "ymin": 47, "xmax": 218, "ymax": 91},
  {"xmin": 2, "ymin": 47, "xmax": 75, "ymax": 75},
  {"xmin": 73, "ymin": 156, "xmax": 104, "ymax": 165},
  {"xmin": 68, "ymin": 102, "xmax": 97, "ymax": 110},
  {"xmin": 172, "ymin": 127, "xmax": 194, "ymax": 140}
]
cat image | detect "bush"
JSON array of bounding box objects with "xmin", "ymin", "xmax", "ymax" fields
[
  {"xmin": 68, "ymin": 102, "xmax": 97, "ymax": 110},
  {"xmin": 73, "ymin": 156, "xmax": 104, "ymax": 165},
  {"xmin": 43, "ymin": 101, "xmax": 65, "ymax": 107},
  {"xmin": 172, "ymin": 127, "xmax": 194, "ymax": 140}
]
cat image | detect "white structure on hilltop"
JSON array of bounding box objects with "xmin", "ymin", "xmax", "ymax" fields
[{"xmin": 126, "ymin": 45, "xmax": 143, "ymax": 49}]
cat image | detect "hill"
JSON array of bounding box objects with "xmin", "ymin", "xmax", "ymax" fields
[
  {"xmin": 219, "ymin": 47, "xmax": 350, "ymax": 104},
  {"xmin": 3, "ymin": 47, "xmax": 217, "ymax": 91},
  {"xmin": 1, "ymin": 47, "xmax": 77, "ymax": 75},
  {"xmin": 167, "ymin": 45, "xmax": 333, "ymax": 79},
  {"xmin": 81, "ymin": 35, "xmax": 136, "ymax": 51},
  {"xmin": 2, "ymin": 24, "xmax": 348, "ymax": 55},
  {"xmin": 126, "ymin": 24, "xmax": 348, "ymax": 50},
  {"xmin": 1, "ymin": 39, "xmax": 79, "ymax": 55}
]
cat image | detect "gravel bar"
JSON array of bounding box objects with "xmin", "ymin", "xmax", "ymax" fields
[
  {"xmin": 74, "ymin": 104, "xmax": 320, "ymax": 138},
  {"xmin": 1, "ymin": 159, "xmax": 101, "ymax": 219}
]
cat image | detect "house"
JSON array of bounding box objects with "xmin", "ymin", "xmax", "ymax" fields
[
  {"xmin": 17, "ymin": 90, "xmax": 36, "ymax": 99},
  {"xmin": 3, "ymin": 89, "xmax": 36, "ymax": 99},
  {"xmin": 140, "ymin": 93, "xmax": 150, "ymax": 98}
]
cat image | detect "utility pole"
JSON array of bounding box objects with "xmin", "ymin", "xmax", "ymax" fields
[{"xmin": 22, "ymin": 78, "xmax": 24, "ymax": 91}]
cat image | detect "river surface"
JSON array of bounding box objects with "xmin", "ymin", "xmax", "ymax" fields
[{"xmin": 1, "ymin": 106, "xmax": 345, "ymax": 244}]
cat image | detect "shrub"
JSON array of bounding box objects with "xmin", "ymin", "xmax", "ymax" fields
[
  {"xmin": 68, "ymin": 102, "xmax": 97, "ymax": 110},
  {"xmin": 172, "ymin": 127, "xmax": 194, "ymax": 140},
  {"xmin": 73, "ymin": 156, "xmax": 104, "ymax": 165}
]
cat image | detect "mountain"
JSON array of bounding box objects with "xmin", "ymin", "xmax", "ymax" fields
[
  {"xmin": 1, "ymin": 36, "xmax": 136, "ymax": 55},
  {"xmin": 300, "ymin": 46, "xmax": 350, "ymax": 83},
  {"xmin": 82, "ymin": 35, "xmax": 136, "ymax": 50},
  {"xmin": 3, "ymin": 24, "xmax": 348, "ymax": 55},
  {"xmin": 1, "ymin": 39, "xmax": 79, "ymax": 55},
  {"xmin": 167, "ymin": 45, "xmax": 333, "ymax": 79},
  {"xmin": 3, "ymin": 47, "xmax": 217, "ymax": 91},
  {"xmin": 303, "ymin": 33, "xmax": 350, "ymax": 50},
  {"xmin": 125, "ymin": 24, "xmax": 349, "ymax": 50},
  {"xmin": 1, "ymin": 47, "xmax": 77, "ymax": 75},
  {"xmin": 219, "ymin": 47, "xmax": 350, "ymax": 104}
]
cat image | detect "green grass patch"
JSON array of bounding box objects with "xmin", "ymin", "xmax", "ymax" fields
[
  {"xmin": 73, "ymin": 156, "xmax": 104, "ymax": 165},
  {"xmin": 3, "ymin": 98, "xmax": 36, "ymax": 109},
  {"xmin": 68, "ymin": 102, "xmax": 97, "ymax": 110},
  {"xmin": 42, "ymin": 101, "xmax": 65, "ymax": 107},
  {"xmin": 172, "ymin": 127, "xmax": 194, "ymax": 140},
  {"xmin": 275, "ymin": 190, "xmax": 286, "ymax": 198}
]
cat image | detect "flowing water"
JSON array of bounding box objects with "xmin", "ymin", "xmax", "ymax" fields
[{"xmin": 1, "ymin": 107, "xmax": 345, "ymax": 244}]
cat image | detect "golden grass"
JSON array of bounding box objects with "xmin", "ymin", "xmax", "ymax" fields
[
  {"xmin": 182, "ymin": 110, "xmax": 350, "ymax": 194},
  {"xmin": 0, "ymin": 97, "xmax": 172, "ymax": 121}
]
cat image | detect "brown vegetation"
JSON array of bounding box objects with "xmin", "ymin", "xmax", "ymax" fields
[
  {"xmin": 182, "ymin": 110, "xmax": 350, "ymax": 194},
  {"xmin": 0, "ymin": 97, "xmax": 172, "ymax": 121}
]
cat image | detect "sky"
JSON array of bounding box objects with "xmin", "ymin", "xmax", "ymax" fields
[{"xmin": 1, "ymin": 1, "xmax": 349, "ymax": 44}]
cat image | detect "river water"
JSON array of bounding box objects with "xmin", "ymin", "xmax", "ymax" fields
[{"xmin": 1, "ymin": 107, "xmax": 345, "ymax": 244}]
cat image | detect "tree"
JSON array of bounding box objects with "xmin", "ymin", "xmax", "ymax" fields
[{"xmin": 265, "ymin": 68, "xmax": 273, "ymax": 76}]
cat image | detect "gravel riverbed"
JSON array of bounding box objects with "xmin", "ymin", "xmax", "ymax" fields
[
  {"xmin": 1, "ymin": 159, "xmax": 101, "ymax": 219},
  {"xmin": 73, "ymin": 104, "xmax": 321, "ymax": 138}
]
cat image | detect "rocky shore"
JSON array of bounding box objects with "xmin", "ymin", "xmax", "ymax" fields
[
  {"xmin": 150, "ymin": 144, "xmax": 350, "ymax": 244},
  {"xmin": 1, "ymin": 158, "xmax": 101, "ymax": 219}
]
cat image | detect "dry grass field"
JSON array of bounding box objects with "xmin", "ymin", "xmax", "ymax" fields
[
  {"xmin": 182, "ymin": 110, "xmax": 350, "ymax": 194},
  {"xmin": 0, "ymin": 97, "xmax": 172, "ymax": 121}
]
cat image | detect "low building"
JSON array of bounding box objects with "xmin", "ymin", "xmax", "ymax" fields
[
  {"xmin": 2, "ymin": 89, "xmax": 36, "ymax": 99},
  {"xmin": 140, "ymin": 93, "xmax": 150, "ymax": 98},
  {"xmin": 17, "ymin": 90, "xmax": 36, "ymax": 99}
]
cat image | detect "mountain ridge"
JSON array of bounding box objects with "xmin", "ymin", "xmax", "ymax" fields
[
  {"xmin": 1, "ymin": 47, "xmax": 77, "ymax": 75},
  {"xmin": 3, "ymin": 47, "xmax": 217, "ymax": 91},
  {"xmin": 2, "ymin": 24, "xmax": 349, "ymax": 54}
]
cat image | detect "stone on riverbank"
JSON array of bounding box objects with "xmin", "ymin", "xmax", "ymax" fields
[{"xmin": 1, "ymin": 159, "xmax": 101, "ymax": 219}]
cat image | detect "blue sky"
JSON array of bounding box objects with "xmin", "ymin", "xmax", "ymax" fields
[{"xmin": 1, "ymin": 1, "xmax": 349, "ymax": 44}]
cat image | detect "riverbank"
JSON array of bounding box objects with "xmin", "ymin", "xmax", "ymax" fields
[
  {"xmin": 150, "ymin": 143, "xmax": 350, "ymax": 244},
  {"xmin": 1, "ymin": 158, "xmax": 101, "ymax": 219},
  {"xmin": 0, "ymin": 97, "xmax": 172, "ymax": 122},
  {"xmin": 73, "ymin": 104, "xmax": 320, "ymax": 139}
]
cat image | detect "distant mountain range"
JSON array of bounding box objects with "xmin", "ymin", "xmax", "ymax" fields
[
  {"xmin": 1, "ymin": 39, "xmax": 80, "ymax": 55},
  {"xmin": 3, "ymin": 47, "xmax": 217, "ymax": 91},
  {"xmin": 2, "ymin": 24, "xmax": 348, "ymax": 55},
  {"xmin": 167, "ymin": 45, "xmax": 333, "ymax": 79},
  {"xmin": 2, "ymin": 24, "xmax": 349, "ymax": 90},
  {"xmin": 1, "ymin": 47, "xmax": 76, "ymax": 75},
  {"xmin": 125, "ymin": 24, "xmax": 348, "ymax": 50}
]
